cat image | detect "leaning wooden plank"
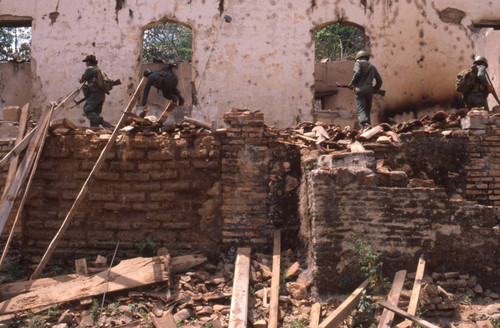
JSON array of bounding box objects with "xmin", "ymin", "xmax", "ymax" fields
[
  {"xmin": 0, "ymin": 255, "xmax": 169, "ymax": 314},
  {"xmin": 0, "ymin": 104, "xmax": 55, "ymax": 268},
  {"xmin": 228, "ymin": 247, "xmax": 251, "ymax": 328},
  {"xmin": 397, "ymin": 256, "xmax": 426, "ymax": 328},
  {"xmin": 0, "ymin": 106, "xmax": 53, "ymax": 236},
  {"xmin": 0, "ymin": 88, "xmax": 80, "ymax": 170},
  {"xmin": 378, "ymin": 270, "xmax": 407, "ymax": 328},
  {"xmin": 378, "ymin": 302, "xmax": 439, "ymax": 328},
  {"xmin": 157, "ymin": 101, "xmax": 176, "ymax": 124},
  {"xmin": 310, "ymin": 302, "xmax": 322, "ymax": 328},
  {"xmin": 1, "ymin": 103, "xmax": 29, "ymax": 201},
  {"xmin": 30, "ymin": 78, "xmax": 147, "ymax": 280},
  {"xmin": 0, "ymin": 254, "xmax": 204, "ymax": 301},
  {"xmin": 268, "ymin": 230, "xmax": 281, "ymax": 328},
  {"xmin": 183, "ymin": 116, "xmax": 212, "ymax": 130},
  {"xmin": 318, "ymin": 279, "xmax": 370, "ymax": 328}
]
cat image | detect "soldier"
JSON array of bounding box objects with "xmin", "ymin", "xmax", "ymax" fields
[
  {"xmin": 79, "ymin": 55, "xmax": 111, "ymax": 128},
  {"xmin": 348, "ymin": 50, "xmax": 383, "ymax": 130},
  {"xmin": 462, "ymin": 56, "xmax": 494, "ymax": 111},
  {"xmin": 141, "ymin": 63, "xmax": 185, "ymax": 107}
]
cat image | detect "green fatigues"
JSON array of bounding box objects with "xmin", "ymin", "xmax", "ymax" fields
[
  {"xmin": 464, "ymin": 64, "xmax": 489, "ymax": 111},
  {"xmin": 141, "ymin": 67, "xmax": 184, "ymax": 106},
  {"xmin": 81, "ymin": 65, "xmax": 107, "ymax": 127},
  {"xmin": 350, "ymin": 59, "xmax": 383, "ymax": 127}
]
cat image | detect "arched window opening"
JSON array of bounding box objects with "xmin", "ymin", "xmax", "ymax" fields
[{"xmin": 313, "ymin": 23, "xmax": 365, "ymax": 126}]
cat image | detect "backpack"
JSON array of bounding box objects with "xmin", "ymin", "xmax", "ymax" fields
[
  {"xmin": 455, "ymin": 67, "xmax": 477, "ymax": 93},
  {"xmin": 95, "ymin": 67, "xmax": 116, "ymax": 93}
]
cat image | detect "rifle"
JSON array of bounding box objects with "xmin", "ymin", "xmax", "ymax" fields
[
  {"xmin": 486, "ymin": 72, "xmax": 500, "ymax": 107},
  {"xmin": 70, "ymin": 97, "xmax": 87, "ymax": 109},
  {"xmin": 334, "ymin": 82, "xmax": 386, "ymax": 96}
]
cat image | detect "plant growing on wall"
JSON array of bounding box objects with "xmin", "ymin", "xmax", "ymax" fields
[
  {"xmin": 350, "ymin": 234, "xmax": 389, "ymax": 292},
  {"xmin": 143, "ymin": 22, "xmax": 192, "ymax": 63},
  {"xmin": 315, "ymin": 23, "xmax": 364, "ymax": 62}
]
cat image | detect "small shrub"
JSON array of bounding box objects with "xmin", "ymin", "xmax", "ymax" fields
[
  {"xmin": 350, "ymin": 234, "xmax": 389, "ymax": 292},
  {"xmin": 90, "ymin": 298, "xmax": 100, "ymax": 324}
]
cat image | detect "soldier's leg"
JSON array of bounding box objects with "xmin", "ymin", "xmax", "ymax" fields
[
  {"xmin": 365, "ymin": 95, "xmax": 373, "ymax": 125},
  {"xmin": 355, "ymin": 94, "xmax": 369, "ymax": 128},
  {"xmin": 173, "ymin": 88, "xmax": 184, "ymax": 106},
  {"xmin": 468, "ymin": 92, "xmax": 488, "ymax": 110},
  {"xmin": 83, "ymin": 93, "xmax": 106, "ymax": 128}
]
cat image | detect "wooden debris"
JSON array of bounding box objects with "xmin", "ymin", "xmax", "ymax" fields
[
  {"xmin": 0, "ymin": 256, "xmax": 170, "ymax": 314},
  {"xmin": 184, "ymin": 116, "xmax": 212, "ymax": 130},
  {"xmin": 309, "ymin": 302, "xmax": 321, "ymax": 328},
  {"xmin": 318, "ymin": 279, "xmax": 370, "ymax": 328},
  {"xmin": 359, "ymin": 125, "xmax": 384, "ymax": 140},
  {"xmin": 268, "ymin": 230, "xmax": 281, "ymax": 328},
  {"xmin": 397, "ymin": 256, "xmax": 426, "ymax": 328},
  {"xmin": 228, "ymin": 248, "xmax": 251, "ymax": 328},
  {"xmin": 378, "ymin": 302, "xmax": 440, "ymax": 328},
  {"xmin": 158, "ymin": 102, "xmax": 177, "ymax": 124},
  {"xmin": 378, "ymin": 270, "xmax": 407, "ymax": 328},
  {"xmin": 150, "ymin": 312, "xmax": 176, "ymax": 328}
]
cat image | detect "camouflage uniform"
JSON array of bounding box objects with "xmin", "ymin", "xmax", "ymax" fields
[
  {"xmin": 464, "ymin": 64, "xmax": 489, "ymax": 111},
  {"xmin": 350, "ymin": 59, "xmax": 383, "ymax": 128},
  {"xmin": 81, "ymin": 65, "xmax": 109, "ymax": 127},
  {"xmin": 141, "ymin": 66, "xmax": 184, "ymax": 106}
]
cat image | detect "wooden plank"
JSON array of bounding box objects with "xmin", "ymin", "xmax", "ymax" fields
[
  {"xmin": 268, "ymin": 230, "xmax": 281, "ymax": 328},
  {"xmin": 0, "ymin": 106, "xmax": 53, "ymax": 236},
  {"xmin": 397, "ymin": 257, "xmax": 426, "ymax": 328},
  {"xmin": 310, "ymin": 302, "xmax": 322, "ymax": 328},
  {"xmin": 0, "ymin": 104, "xmax": 55, "ymax": 268},
  {"xmin": 318, "ymin": 279, "xmax": 370, "ymax": 328},
  {"xmin": 378, "ymin": 302, "xmax": 439, "ymax": 328},
  {"xmin": 30, "ymin": 78, "xmax": 147, "ymax": 280},
  {"xmin": 183, "ymin": 116, "xmax": 212, "ymax": 130},
  {"xmin": 157, "ymin": 101, "xmax": 176, "ymax": 124},
  {"xmin": 228, "ymin": 247, "xmax": 251, "ymax": 328},
  {"xmin": 1, "ymin": 103, "xmax": 29, "ymax": 200},
  {"xmin": 0, "ymin": 256, "xmax": 169, "ymax": 314},
  {"xmin": 378, "ymin": 270, "xmax": 407, "ymax": 328}
]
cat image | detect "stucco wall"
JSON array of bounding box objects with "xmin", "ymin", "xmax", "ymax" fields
[
  {"xmin": 0, "ymin": 63, "xmax": 31, "ymax": 111},
  {"xmin": 0, "ymin": 0, "xmax": 499, "ymax": 128}
]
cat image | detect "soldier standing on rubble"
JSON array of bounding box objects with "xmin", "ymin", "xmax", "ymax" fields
[
  {"xmin": 79, "ymin": 55, "xmax": 111, "ymax": 128},
  {"xmin": 463, "ymin": 56, "xmax": 494, "ymax": 111},
  {"xmin": 140, "ymin": 63, "xmax": 185, "ymax": 107},
  {"xmin": 348, "ymin": 50, "xmax": 383, "ymax": 130}
]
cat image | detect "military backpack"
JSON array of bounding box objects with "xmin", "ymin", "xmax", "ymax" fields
[
  {"xmin": 96, "ymin": 67, "xmax": 117, "ymax": 94},
  {"xmin": 455, "ymin": 67, "xmax": 477, "ymax": 93}
]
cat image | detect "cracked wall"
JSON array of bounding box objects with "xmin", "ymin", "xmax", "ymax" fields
[{"xmin": 0, "ymin": 0, "xmax": 499, "ymax": 127}]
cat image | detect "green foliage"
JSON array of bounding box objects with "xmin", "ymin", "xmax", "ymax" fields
[
  {"xmin": 143, "ymin": 22, "xmax": 192, "ymax": 63},
  {"xmin": 137, "ymin": 236, "xmax": 158, "ymax": 254},
  {"xmin": 315, "ymin": 24, "xmax": 364, "ymax": 62},
  {"xmin": 353, "ymin": 291, "xmax": 376, "ymax": 328},
  {"xmin": 464, "ymin": 293, "xmax": 473, "ymax": 305},
  {"xmin": 491, "ymin": 320, "xmax": 500, "ymax": 328},
  {"xmin": 90, "ymin": 298, "xmax": 100, "ymax": 324},
  {"xmin": 129, "ymin": 302, "xmax": 139, "ymax": 313},
  {"xmin": 350, "ymin": 234, "xmax": 389, "ymax": 291},
  {"xmin": 46, "ymin": 304, "xmax": 61, "ymax": 318},
  {"xmin": 284, "ymin": 318, "xmax": 309, "ymax": 328},
  {"xmin": 0, "ymin": 27, "xmax": 31, "ymax": 62}
]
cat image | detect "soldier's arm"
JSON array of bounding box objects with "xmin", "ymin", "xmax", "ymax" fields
[
  {"xmin": 80, "ymin": 67, "xmax": 93, "ymax": 84},
  {"xmin": 477, "ymin": 66, "xmax": 489, "ymax": 87},
  {"xmin": 374, "ymin": 68, "xmax": 383, "ymax": 90},
  {"xmin": 350, "ymin": 62, "xmax": 362, "ymax": 85},
  {"xmin": 141, "ymin": 78, "xmax": 154, "ymax": 106}
]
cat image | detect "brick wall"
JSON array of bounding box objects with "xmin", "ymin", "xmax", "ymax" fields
[
  {"xmin": 302, "ymin": 121, "xmax": 500, "ymax": 293},
  {"xmin": 23, "ymin": 132, "xmax": 222, "ymax": 256}
]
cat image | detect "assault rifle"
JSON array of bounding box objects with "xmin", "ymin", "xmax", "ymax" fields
[{"xmin": 334, "ymin": 82, "xmax": 386, "ymax": 96}]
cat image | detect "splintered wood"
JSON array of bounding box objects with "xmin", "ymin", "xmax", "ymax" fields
[
  {"xmin": 0, "ymin": 256, "xmax": 170, "ymax": 314},
  {"xmin": 228, "ymin": 247, "xmax": 251, "ymax": 328}
]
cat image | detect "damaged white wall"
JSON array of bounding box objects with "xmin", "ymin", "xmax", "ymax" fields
[{"xmin": 0, "ymin": 0, "xmax": 499, "ymax": 128}]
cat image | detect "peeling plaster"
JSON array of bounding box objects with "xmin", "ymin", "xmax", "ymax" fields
[{"xmin": 438, "ymin": 7, "xmax": 465, "ymax": 25}]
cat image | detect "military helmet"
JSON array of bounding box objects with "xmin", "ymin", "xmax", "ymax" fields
[
  {"xmin": 355, "ymin": 50, "xmax": 370, "ymax": 61},
  {"xmin": 143, "ymin": 69, "xmax": 153, "ymax": 77},
  {"xmin": 473, "ymin": 55, "xmax": 488, "ymax": 68}
]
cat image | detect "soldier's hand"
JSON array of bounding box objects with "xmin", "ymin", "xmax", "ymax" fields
[
  {"xmin": 487, "ymin": 85, "xmax": 495, "ymax": 93},
  {"xmin": 348, "ymin": 84, "xmax": 354, "ymax": 90}
]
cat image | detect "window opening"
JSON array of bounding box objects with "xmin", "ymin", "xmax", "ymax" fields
[{"xmin": 0, "ymin": 26, "xmax": 31, "ymax": 62}]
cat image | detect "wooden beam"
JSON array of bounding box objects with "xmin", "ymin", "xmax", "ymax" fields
[
  {"xmin": 1, "ymin": 103, "xmax": 29, "ymax": 201},
  {"xmin": 30, "ymin": 78, "xmax": 147, "ymax": 280},
  {"xmin": 397, "ymin": 256, "xmax": 426, "ymax": 328},
  {"xmin": 158, "ymin": 101, "xmax": 176, "ymax": 124},
  {"xmin": 0, "ymin": 128, "xmax": 36, "ymax": 169},
  {"xmin": 378, "ymin": 302, "xmax": 439, "ymax": 328},
  {"xmin": 268, "ymin": 230, "xmax": 281, "ymax": 328},
  {"xmin": 318, "ymin": 279, "xmax": 370, "ymax": 328},
  {"xmin": 228, "ymin": 247, "xmax": 251, "ymax": 328},
  {"xmin": 0, "ymin": 106, "xmax": 53, "ymax": 236},
  {"xmin": 310, "ymin": 302, "xmax": 322, "ymax": 328},
  {"xmin": 378, "ymin": 270, "xmax": 407, "ymax": 328},
  {"xmin": 0, "ymin": 104, "xmax": 54, "ymax": 268},
  {"xmin": 183, "ymin": 116, "xmax": 212, "ymax": 130},
  {"xmin": 0, "ymin": 256, "xmax": 169, "ymax": 314}
]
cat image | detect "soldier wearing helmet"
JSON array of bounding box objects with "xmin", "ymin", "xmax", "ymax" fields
[
  {"xmin": 348, "ymin": 50, "xmax": 383, "ymax": 130},
  {"xmin": 140, "ymin": 63, "xmax": 185, "ymax": 107},
  {"xmin": 79, "ymin": 55, "xmax": 112, "ymax": 128},
  {"xmin": 463, "ymin": 55, "xmax": 494, "ymax": 111}
]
